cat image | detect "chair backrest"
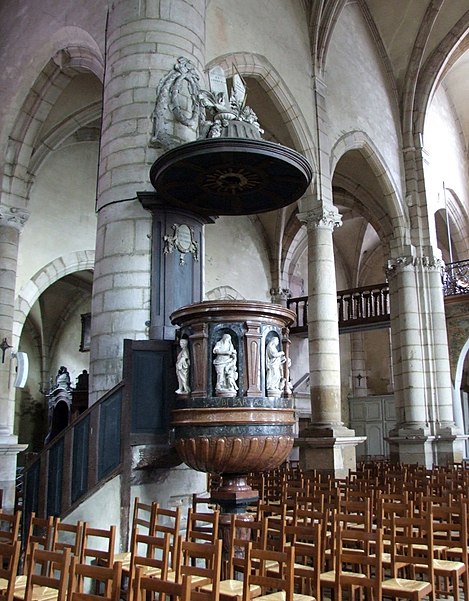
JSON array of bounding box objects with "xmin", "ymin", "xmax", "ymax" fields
[
  {"xmin": 133, "ymin": 566, "xmax": 192, "ymax": 601},
  {"xmin": 81, "ymin": 524, "xmax": 116, "ymax": 567},
  {"xmin": 242, "ymin": 542, "xmax": 295, "ymax": 601},
  {"xmin": 185, "ymin": 509, "xmax": 219, "ymax": 544},
  {"xmin": 68, "ymin": 556, "xmax": 122, "ymax": 601},
  {"xmin": 23, "ymin": 543, "xmax": 71, "ymax": 601},
  {"xmin": 179, "ymin": 539, "xmax": 222, "ymax": 601},
  {"xmin": 389, "ymin": 512, "xmax": 435, "ymax": 592},
  {"xmin": 154, "ymin": 506, "xmax": 182, "ymax": 570},
  {"xmin": 53, "ymin": 519, "xmax": 86, "ymax": 560},
  {"xmin": 0, "ymin": 541, "xmax": 21, "ymax": 601},
  {"xmin": 131, "ymin": 498, "xmax": 158, "ymax": 536},
  {"xmin": 23, "ymin": 513, "xmax": 57, "ymax": 574},
  {"xmin": 0, "ymin": 510, "xmax": 21, "ymax": 545},
  {"xmin": 226, "ymin": 515, "xmax": 265, "ymax": 580},
  {"xmin": 334, "ymin": 522, "xmax": 383, "ymax": 601},
  {"xmin": 127, "ymin": 530, "xmax": 172, "ymax": 601},
  {"xmin": 285, "ymin": 521, "xmax": 322, "ymax": 600}
]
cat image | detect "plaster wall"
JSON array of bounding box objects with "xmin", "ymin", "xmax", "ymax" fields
[
  {"xmin": 66, "ymin": 474, "xmax": 122, "ymax": 550},
  {"xmin": 326, "ymin": 4, "xmax": 403, "ymax": 196},
  {"xmin": 17, "ymin": 143, "xmax": 98, "ymax": 289},
  {"xmin": 424, "ymin": 86, "xmax": 469, "ymax": 249},
  {"xmin": 205, "ymin": 216, "xmax": 271, "ymax": 301}
]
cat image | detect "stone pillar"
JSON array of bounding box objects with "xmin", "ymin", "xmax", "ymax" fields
[
  {"xmin": 386, "ymin": 252, "xmax": 463, "ymax": 465},
  {"xmin": 90, "ymin": 0, "xmax": 207, "ymax": 402},
  {"xmin": 296, "ymin": 206, "xmax": 364, "ymax": 477},
  {"xmin": 0, "ymin": 204, "xmax": 29, "ymax": 510}
]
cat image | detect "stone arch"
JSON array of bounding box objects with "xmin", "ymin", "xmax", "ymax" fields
[
  {"xmin": 206, "ymin": 52, "xmax": 317, "ymax": 174},
  {"xmin": 330, "ymin": 130, "xmax": 409, "ymax": 252},
  {"xmin": 410, "ymin": 15, "xmax": 469, "ymax": 143},
  {"xmin": 2, "ymin": 32, "xmax": 104, "ymax": 206},
  {"xmin": 14, "ymin": 250, "xmax": 95, "ymax": 344}
]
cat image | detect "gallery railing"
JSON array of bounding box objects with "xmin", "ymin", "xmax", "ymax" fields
[
  {"xmin": 442, "ymin": 258, "xmax": 469, "ymax": 296},
  {"xmin": 288, "ymin": 260, "xmax": 469, "ymax": 334}
]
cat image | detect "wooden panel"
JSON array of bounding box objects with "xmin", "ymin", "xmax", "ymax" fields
[
  {"xmin": 47, "ymin": 438, "xmax": 64, "ymax": 516},
  {"xmin": 98, "ymin": 390, "xmax": 122, "ymax": 480},
  {"xmin": 72, "ymin": 414, "xmax": 89, "ymax": 503},
  {"xmin": 131, "ymin": 350, "xmax": 169, "ymax": 434}
]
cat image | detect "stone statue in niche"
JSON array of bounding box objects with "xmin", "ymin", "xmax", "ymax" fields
[
  {"xmin": 213, "ymin": 333, "xmax": 238, "ymax": 396},
  {"xmin": 266, "ymin": 336, "xmax": 287, "ymax": 395},
  {"xmin": 176, "ymin": 338, "xmax": 191, "ymax": 395}
]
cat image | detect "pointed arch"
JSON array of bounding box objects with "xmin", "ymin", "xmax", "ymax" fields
[
  {"xmin": 2, "ymin": 31, "xmax": 104, "ymax": 207},
  {"xmin": 330, "ymin": 130, "xmax": 409, "ymax": 251}
]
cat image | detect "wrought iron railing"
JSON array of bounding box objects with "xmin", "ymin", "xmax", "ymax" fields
[{"xmin": 442, "ymin": 259, "xmax": 469, "ymax": 296}]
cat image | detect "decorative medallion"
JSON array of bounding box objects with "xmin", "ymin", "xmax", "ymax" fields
[{"xmin": 163, "ymin": 223, "xmax": 198, "ymax": 265}]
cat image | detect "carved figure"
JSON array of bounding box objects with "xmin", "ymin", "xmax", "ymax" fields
[
  {"xmin": 176, "ymin": 338, "xmax": 190, "ymax": 394},
  {"xmin": 266, "ymin": 337, "xmax": 286, "ymax": 393},
  {"xmin": 213, "ymin": 333, "xmax": 238, "ymax": 394},
  {"xmin": 56, "ymin": 365, "xmax": 71, "ymax": 391}
]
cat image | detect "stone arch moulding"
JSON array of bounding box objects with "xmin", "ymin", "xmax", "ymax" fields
[
  {"xmin": 205, "ymin": 52, "xmax": 317, "ymax": 175},
  {"xmin": 13, "ymin": 250, "xmax": 95, "ymax": 345},
  {"xmin": 2, "ymin": 33, "xmax": 104, "ymax": 205},
  {"xmin": 330, "ymin": 130, "xmax": 409, "ymax": 251}
]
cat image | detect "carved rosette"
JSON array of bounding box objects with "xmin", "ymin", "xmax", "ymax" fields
[{"xmin": 170, "ymin": 301, "xmax": 296, "ymax": 479}]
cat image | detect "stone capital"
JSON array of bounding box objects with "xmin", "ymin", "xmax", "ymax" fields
[
  {"xmin": 297, "ymin": 206, "xmax": 342, "ymax": 232},
  {"xmin": 0, "ymin": 204, "xmax": 30, "ymax": 231},
  {"xmin": 385, "ymin": 254, "xmax": 444, "ymax": 279},
  {"xmin": 270, "ymin": 287, "xmax": 291, "ymax": 305}
]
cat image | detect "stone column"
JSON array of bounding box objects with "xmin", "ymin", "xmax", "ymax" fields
[
  {"xmin": 0, "ymin": 204, "xmax": 29, "ymax": 510},
  {"xmin": 296, "ymin": 206, "xmax": 363, "ymax": 476},
  {"xmin": 386, "ymin": 252, "xmax": 463, "ymax": 465},
  {"xmin": 90, "ymin": 0, "xmax": 207, "ymax": 402}
]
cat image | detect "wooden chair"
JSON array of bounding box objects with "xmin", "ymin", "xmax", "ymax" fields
[
  {"xmin": 241, "ymin": 542, "xmax": 315, "ymax": 601},
  {"xmin": 114, "ymin": 498, "xmax": 158, "ymax": 567},
  {"xmin": 68, "ymin": 557, "xmax": 122, "ymax": 601},
  {"xmin": 170, "ymin": 539, "xmax": 222, "ymax": 601},
  {"xmin": 21, "ymin": 514, "xmax": 57, "ymax": 577},
  {"xmin": 284, "ymin": 521, "xmax": 322, "ymax": 600},
  {"xmin": 14, "ymin": 543, "xmax": 71, "ymax": 601},
  {"xmin": 0, "ymin": 511, "xmax": 21, "ymax": 545},
  {"xmin": 153, "ymin": 506, "xmax": 182, "ymax": 573},
  {"xmin": 125, "ymin": 531, "xmax": 173, "ymax": 601},
  {"xmin": 199, "ymin": 515, "xmax": 262, "ymax": 601},
  {"xmin": 52, "ymin": 519, "xmax": 85, "ymax": 560},
  {"xmin": 381, "ymin": 513, "xmax": 435, "ymax": 601},
  {"xmin": 0, "ymin": 541, "xmax": 21, "ymax": 601},
  {"xmin": 185, "ymin": 509, "xmax": 219, "ymax": 544},
  {"xmin": 334, "ymin": 524, "xmax": 383, "ymax": 601},
  {"xmin": 81, "ymin": 524, "xmax": 116, "ymax": 568},
  {"xmin": 424, "ymin": 499, "xmax": 468, "ymax": 601},
  {"xmin": 132, "ymin": 566, "xmax": 192, "ymax": 601}
]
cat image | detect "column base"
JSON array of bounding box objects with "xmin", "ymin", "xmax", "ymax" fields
[
  {"xmin": 387, "ymin": 424, "xmax": 467, "ymax": 467},
  {"xmin": 0, "ymin": 435, "xmax": 28, "ymax": 511},
  {"xmin": 296, "ymin": 425, "xmax": 365, "ymax": 478}
]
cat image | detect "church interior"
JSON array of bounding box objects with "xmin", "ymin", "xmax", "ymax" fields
[{"xmin": 1, "ymin": 0, "xmax": 469, "ymax": 597}]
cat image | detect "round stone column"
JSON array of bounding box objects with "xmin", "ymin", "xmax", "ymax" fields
[
  {"xmin": 90, "ymin": 0, "xmax": 207, "ymax": 401},
  {"xmin": 296, "ymin": 206, "xmax": 362, "ymax": 477},
  {"xmin": 0, "ymin": 204, "xmax": 29, "ymax": 510}
]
